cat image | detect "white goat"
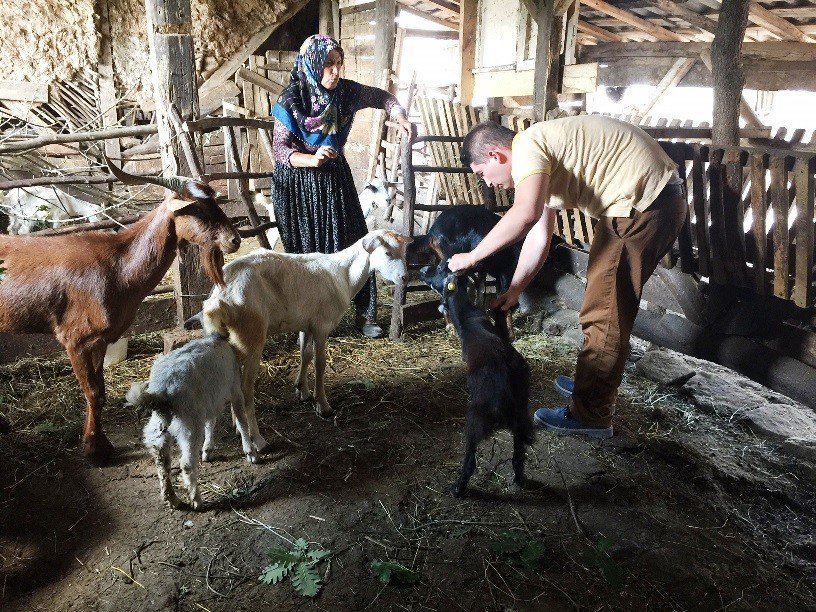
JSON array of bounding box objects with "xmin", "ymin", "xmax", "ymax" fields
[
  {"xmin": 2, "ymin": 186, "xmax": 102, "ymax": 234},
  {"xmin": 359, "ymin": 178, "xmax": 393, "ymax": 219},
  {"xmin": 126, "ymin": 334, "xmax": 258, "ymax": 510},
  {"xmin": 200, "ymin": 229, "xmax": 411, "ymax": 436},
  {"xmin": 253, "ymin": 180, "xmax": 393, "ymax": 252}
]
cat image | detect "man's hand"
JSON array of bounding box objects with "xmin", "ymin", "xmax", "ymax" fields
[
  {"xmin": 448, "ymin": 251, "xmax": 477, "ymax": 273},
  {"xmin": 492, "ymin": 287, "xmax": 521, "ymax": 312},
  {"xmin": 312, "ymin": 146, "xmax": 338, "ymax": 167}
]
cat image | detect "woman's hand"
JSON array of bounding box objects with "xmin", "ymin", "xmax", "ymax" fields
[
  {"xmin": 397, "ymin": 115, "xmax": 416, "ymax": 140},
  {"xmin": 312, "ymin": 146, "xmax": 338, "ymax": 167}
]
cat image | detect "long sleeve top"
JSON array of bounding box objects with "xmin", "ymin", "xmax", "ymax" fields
[{"xmin": 273, "ymin": 80, "xmax": 405, "ymax": 166}]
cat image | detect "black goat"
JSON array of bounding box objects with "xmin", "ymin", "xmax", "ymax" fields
[
  {"xmin": 420, "ymin": 260, "xmax": 534, "ymax": 497},
  {"xmin": 408, "ymin": 205, "xmax": 521, "ymax": 296}
]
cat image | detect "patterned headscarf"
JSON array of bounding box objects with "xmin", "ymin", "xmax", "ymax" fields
[{"xmin": 272, "ymin": 34, "xmax": 355, "ymax": 150}]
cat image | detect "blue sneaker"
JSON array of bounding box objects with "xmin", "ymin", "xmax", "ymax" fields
[
  {"xmin": 534, "ymin": 406, "xmax": 613, "ymax": 439},
  {"xmin": 554, "ymin": 375, "xmax": 574, "ymax": 398}
]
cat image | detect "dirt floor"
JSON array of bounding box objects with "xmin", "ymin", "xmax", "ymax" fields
[{"xmin": 2, "ymin": 306, "xmax": 816, "ymax": 611}]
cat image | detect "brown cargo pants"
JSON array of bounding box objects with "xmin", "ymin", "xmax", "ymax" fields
[{"xmin": 569, "ymin": 183, "xmax": 688, "ymax": 428}]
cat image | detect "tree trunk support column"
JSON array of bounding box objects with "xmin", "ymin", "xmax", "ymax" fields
[{"xmin": 144, "ymin": 0, "xmax": 209, "ymax": 326}]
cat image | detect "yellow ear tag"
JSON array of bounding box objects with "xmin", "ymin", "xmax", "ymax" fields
[{"xmin": 446, "ymin": 281, "xmax": 457, "ymax": 292}]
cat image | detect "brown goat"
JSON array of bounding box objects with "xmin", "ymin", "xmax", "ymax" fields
[{"xmin": 0, "ymin": 160, "xmax": 241, "ymax": 461}]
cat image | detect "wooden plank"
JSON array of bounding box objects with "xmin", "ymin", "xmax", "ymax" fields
[
  {"xmin": 707, "ymin": 149, "xmax": 728, "ymax": 284},
  {"xmin": 96, "ymin": 0, "xmax": 120, "ymax": 161},
  {"xmin": 0, "ymin": 80, "xmax": 49, "ymax": 103},
  {"xmin": 769, "ymin": 155, "xmax": 790, "ymax": 299},
  {"xmin": 533, "ymin": 0, "xmax": 560, "ymax": 120},
  {"xmin": 581, "ymin": 0, "xmax": 686, "ymax": 41},
  {"xmin": 642, "ymin": 0, "xmax": 718, "ymax": 35},
  {"xmin": 561, "ymin": 62, "xmax": 598, "ymax": 93},
  {"xmin": 577, "ymin": 19, "xmax": 624, "ymax": 42},
  {"xmin": 793, "ymin": 157, "xmax": 815, "ymax": 308},
  {"xmin": 581, "ymin": 41, "xmax": 816, "ymax": 61},
  {"xmin": 723, "ymin": 149, "xmax": 748, "ymax": 285},
  {"xmin": 637, "ymin": 57, "xmax": 696, "ymax": 120},
  {"xmin": 459, "ymin": 0, "xmax": 478, "ymax": 104},
  {"xmin": 236, "ymin": 66, "xmax": 285, "ymax": 97},
  {"xmin": 749, "ymin": 153, "xmax": 768, "ymax": 294},
  {"xmin": 747, "ymin": 1, "xmax": 816, "ymax": 43}
]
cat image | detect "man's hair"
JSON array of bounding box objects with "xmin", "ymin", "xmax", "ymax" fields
[{"xmin": 460, "ymin": 121, "xmax": 515, "ymax": 166}]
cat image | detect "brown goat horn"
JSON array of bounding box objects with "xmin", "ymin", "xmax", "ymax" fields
[{"xmin": 104, "ymin": 155, "xmax": 189, "ymax": 195}]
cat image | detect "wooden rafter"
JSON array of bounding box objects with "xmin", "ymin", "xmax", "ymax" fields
[
  {"xmin": 577, "ymin": 19, "xmax": 625, "ymax": 42},
  {"xmin": 581, "ymin": 0, "xmax": 686, "ymax": 41},
  {"xmin": 746, "ymin": 1, "xmax": 816, "ymax": 43},
  {"xmin": 397, "ymin": 0, "xmax": 458, "ymax": 28},
  {"xmin": 637, "ymin": 56, "xmax": 696, "ymax": 119},
  {"xmin": 642, "ymin": 0, "xmax": 718, "ymax": 35}
]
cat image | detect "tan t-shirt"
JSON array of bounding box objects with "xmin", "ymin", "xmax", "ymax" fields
[{"xmin": 511, "ymin": 115, "xmax": 679, "ymax": 218}]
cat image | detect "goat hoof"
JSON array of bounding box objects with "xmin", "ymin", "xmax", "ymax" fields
[
  {"xmin": 201, "ymin": 449, "xmax": 214, "ymax": 462},
  {"xmin": 315, "ymin": 403, "xmax": 335, "ymax": 419},
  {"xmin": 82, "ymin": 434, "xmax": 115, "ymax": 463},
  {"xmin": 246, "ymin": 451, "xmax": 259, "ymax": 464},
  {"xmin": 190, "ymin": 498, "xmax": 202, "ymax": 511},
  {"xmin": 448, "ymin": 482, "xmax": 466, "ymax": 498},
  {"xmin": 294, "ymin": 387, "xmax": 312, "ymax": 401},
  {"xmin": 252, "ymin": 435, "xmax": 269, "ymax": 453}
]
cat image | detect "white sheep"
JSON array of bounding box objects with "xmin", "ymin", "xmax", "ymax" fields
[
  {"xmin": 198, "ymin": 229, "xmax": 411, "ymax": 440},
  {"xmin": 2, "ymin": 186, "xmax": 102, "ymax": 234},
  {"xmin": 126, "ymin": 334, "xmax": 259, "ymax": 510}
]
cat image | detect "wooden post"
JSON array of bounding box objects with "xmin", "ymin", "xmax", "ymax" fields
[
  {"xmin": 459, "ymin": 0, "xmax": 478, "ymax": 105},
  {"xmin": 710, "ymin": 0, "xmax": 750, "ymax": 146},
  {"xmin": 374, "ymin": 0, "xmax": 397, "ymax": 87},
  {"xmin": 145, "ymin": 0, "xmax": 208, "ymax": 325},
  {"xmin": 96, "ymin": 0, "xmax": 121, "ymax": 162},
  {"xmin": 532, "ymin": 0, "xmax": 560, "ymax": 122}
]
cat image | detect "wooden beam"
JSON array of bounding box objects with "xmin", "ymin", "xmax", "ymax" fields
[
  {"xmin": 642, "ymin": 0, "xmax": 718, "ymax": 35},
  {"xmin": 577, "ymin": 19, "xmax": 624, "ymax": 42},
  {"xmin": 533, "ymin": 0, "xmax": 560, "ymax": 121},
  {"xmin": 581, "ymin": 41, "xmax": 816, "ymax": 61},
  {"xmin": 637, "ymin": 57, "xmax": 696, "ymax": 119},
  {"xmin": 400, "ymin": 27, "xmax": 459, "ymax": 39},
  {"xmin": 417, "ymin": 0, "xmax": 459, "ymax": 19},
  {"xmin": 747, "ymin": 1, "xmax": 816, "ymax": 43},
  {"xmin": 562, "ymin": 62, "xmax": 598, "ymax": 93},
  {"xmin": 375, "ymin": 0, "xmax": 398, "ymax": 85},
  {"xmin": 0, "ymin": 80, "xmax": 48, "ymax": 104},
  {"xmin": 397, "ymin": 1, "xmax": 458, "ymax": 29},
  {"xmin": 97, "ymin": 0, "xmax": 121, "ymax": 161},
  {"xmin": 580, "ymin": 0, "xmax": 686, "ymax": 41},
  {"xmin": 459, "ymin": 0, "xmax": 478, "ymax": 104}
]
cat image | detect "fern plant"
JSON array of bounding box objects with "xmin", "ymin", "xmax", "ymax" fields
[
  {"xmin": 491, "ymin": 530, "xmax": 548, "ymax": 570},
  {"xmin": 258, "ymin": 538, "xmax": 331, "ymax": 597},
  {"xmin": 370, "ymin": 559, "xmax": 421, "ymax": 586}
]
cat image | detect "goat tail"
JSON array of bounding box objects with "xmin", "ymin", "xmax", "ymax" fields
[{"xmin": 126, "ymin": 381, "xmax": 172, "ymax": 416}]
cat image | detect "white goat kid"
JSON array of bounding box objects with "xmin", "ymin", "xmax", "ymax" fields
[
  {"xmin": 358, "ymin": 178, "xmax": 393, "ymax": 219},
  {"xmin": 2, "ymin": 186, "xmax": 101, "ymax": 234},
  {"xmin": 127, "ymin": 334, "xmax": 258, "ymax": 510},
  {"xmin": 201, "ymin": 229, "xmax": 411, "ymax": 430}
]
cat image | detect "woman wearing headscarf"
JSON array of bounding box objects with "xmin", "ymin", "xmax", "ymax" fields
[{"xmin": 271, "ymin": 34, "xmax": 414, "ymax": 338}]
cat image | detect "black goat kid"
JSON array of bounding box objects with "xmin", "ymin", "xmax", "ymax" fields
[{"xmin": 420, "ymin": 261, "xmax": 534, "ymax": 497}]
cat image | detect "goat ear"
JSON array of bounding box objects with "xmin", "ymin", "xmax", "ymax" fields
[
  {"xmin": 395, "ymin": 233, "xmax": 413, "ymax": 245},
  {"xmin": 362, "ymin": 233, "xmax": 383, "ymax": 253}
]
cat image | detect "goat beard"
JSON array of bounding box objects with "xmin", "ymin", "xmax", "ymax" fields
[{"xmin": 201, "ymin": 245, "xmax": 226, "ymax": 287}]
